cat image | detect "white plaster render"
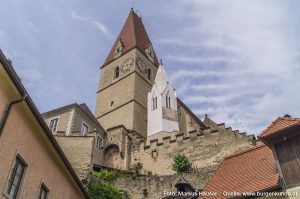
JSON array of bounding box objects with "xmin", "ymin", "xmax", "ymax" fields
[{"xmin": 147, "ymin": 64, "xmax": 179, "ymax": 136}]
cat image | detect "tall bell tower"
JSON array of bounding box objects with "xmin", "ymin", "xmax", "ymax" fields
[{"xmin": 95, "ymin": 9, "xmax": 159, "ymax": 138}]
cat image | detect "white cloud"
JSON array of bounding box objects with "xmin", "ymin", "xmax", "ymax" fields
[
  {"xmin": 71, "ymin": 10, "xmax": 112, "ymax": 38},
  {"xmin": 157, "ymin": 0, "xmax": 300, "ymax": 134},
  {"xmin": 92, "ymin": 21, "xmax": 112, "ymax": 38}
]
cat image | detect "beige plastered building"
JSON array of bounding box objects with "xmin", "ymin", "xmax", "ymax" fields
[{"xmin": 0, "ymin": 50, "xmax": 88, "ymax": 199}]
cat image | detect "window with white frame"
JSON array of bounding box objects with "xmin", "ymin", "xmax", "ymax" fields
[
  {"xmin": 81, "ymin": 123, "xmax": 89, "ymax": 136},
  {"xmin": 49, "ymin": 118, "xmax": 58, "ymax": 133},
  {"xmin": 38, "ymin": 183, "xmax": 49, "ymax": 199},
  {"xmin": 96, "ymin": 136, "xmax": 103, "ymax": 150},
  {"xmin": 5, "ymin": 156, "xmax": 26, "ymax": 199}
]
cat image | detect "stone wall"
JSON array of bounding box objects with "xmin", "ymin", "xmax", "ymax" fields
[
  {"xmin": 131, "ymin": 123, "xmax": 255, "ymax": 175},
  {"xmin": 55, "ymin": 136, "xmax": 94, "ymax": 181},
  {"xmin": 91, "ymin": 170, "xmax": 215, "ymax": 199},
  {"xmin": 177, "ymin": 102, "xmax": 202, "ymax": 135},
  {"xmin": 104, "ymin": 126, "xmax": 132, "ymax": 169}
]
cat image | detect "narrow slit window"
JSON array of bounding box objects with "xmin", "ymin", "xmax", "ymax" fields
[
  {"xmin": 166, "ymin": 95, "xmax": 171, "ymax": 108},
  {"xmin": 147, "ymin": 68, "xmax": 151, "ymax": 80},
  {"xmin": 152, "ymin": 97, "xmax": 157, "ymax": 110}
]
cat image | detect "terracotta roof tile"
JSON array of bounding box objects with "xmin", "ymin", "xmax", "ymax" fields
[
  {"xmin": 259, "ymin": 117, "xmax": 300, "ymax": 139},
  {"xmin": 103, "ymin": 10, "xmax": 159, "ymax": 67},
  {"xmin": 200, "ymin": 144, "xmax": 279, "ymax": 199}
]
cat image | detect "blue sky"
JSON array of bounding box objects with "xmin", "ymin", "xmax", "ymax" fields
[{"xmin": 1, "ymin": 0, "xmax": 300, "ymax": 135}]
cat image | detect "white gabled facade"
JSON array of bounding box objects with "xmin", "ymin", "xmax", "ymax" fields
[{"xmin": 147, "ymin": 63, "xmax": 179, "ymax": 136}]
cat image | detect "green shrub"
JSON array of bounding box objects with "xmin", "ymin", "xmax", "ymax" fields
[
  {"xmin": 92, "ymin": 169, "xmax": 117, "ymax": 181},
  {"xmin": 87, "ymin": 183, "xmax": 122, "ymax": 199},
  {"xmin": 132, "ymin": 162, "xmax": 143, "ymax": 177},
  {"xmin": 172, "ymin": 154, "xmax": 192, "ymax": 173}
]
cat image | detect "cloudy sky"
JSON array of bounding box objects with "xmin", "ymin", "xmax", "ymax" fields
[{"xmin": 1, "ymin": 0, "xmax": 300, "ymax": 135}]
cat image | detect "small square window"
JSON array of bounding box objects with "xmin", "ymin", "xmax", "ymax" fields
[
  {"xmin": 38, "ymin": 183, "xmax": 49, "ymax": 199},
  {"xmin": 81, "ymin": 123, "xmax": 89, "ymax": 136},
  {"xmin": 49, "ymin": 118, "xmax": 59, "ymax": 133},
  {"xmin": 5, "ymin": 156, "xmax": 26, "ymax": 199}
]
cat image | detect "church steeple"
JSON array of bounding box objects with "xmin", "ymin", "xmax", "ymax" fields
[
  {"xmin": 103, "ymin": 10, "xmax": 159, "ymax": 67},
  {"xmin": 96, "ymin": 9, "xmax": 159, "ymax": 139}
]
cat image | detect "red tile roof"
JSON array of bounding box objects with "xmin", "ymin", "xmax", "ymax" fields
[
  {"xmin": 200, "ymin": 144, "xmax": 279, "ymax": 199},
  {"xmin": 259, "ymin": 117, "xmax": 300, "ymax": 139},
  {"xmin": 103, "ymin": 10, "xmax": 159, "ymax": 67}
]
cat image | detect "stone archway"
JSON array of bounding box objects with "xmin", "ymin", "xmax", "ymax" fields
[{"xmin": 103, "ymin": 144, "xmax": 122, "ymax": 168}]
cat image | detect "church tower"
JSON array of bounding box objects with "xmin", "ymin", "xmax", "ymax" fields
[
  {"xmin": 95, "ymin": 10, "xmax": 159, "ymax": 138},
  {"xmin": 147, "ymin": 63, "xmax": 179, "ymax": 136}
]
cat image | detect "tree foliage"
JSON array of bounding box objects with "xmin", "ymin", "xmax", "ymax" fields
[
  {"xmin": 172, "ymin": 153, "xmax": 192, "ymax": 173},
  {"xmin": 87, "ymin": 183, "xmax": 124, "ymax": 199},
  {"xmin": 132, "ymin": 162, "xmax": 143, "ymax": 176},
  {"xmin": 92, "ymin": 169, "xmax": 117, "ymax": 181}
]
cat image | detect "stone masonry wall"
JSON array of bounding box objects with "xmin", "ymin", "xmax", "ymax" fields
[
  {"xmin": 55, "ymin": 136, "xmax": 94, "ymax": 181},
  {"xmin": 91, "ymin": 170, "xmax": 214, "ymax": 199},
  {"xmin": 131, "ymin": 123, "xmax": 255, "ymax": 175}
]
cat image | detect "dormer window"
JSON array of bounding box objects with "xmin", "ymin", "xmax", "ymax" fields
[
  {"xmin": 114, "ymin": 40, "xmax": 124, "ymax": 58},
  {"xmin": 145, "ymin": 44, "xmax": 154, "ymax": 63},
  {"xmin": 114, "ymin": 66, "xmax": 120, "ymax": 79}
]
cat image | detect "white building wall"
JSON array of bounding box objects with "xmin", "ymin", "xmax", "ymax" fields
[
  {"xmin": 147, "ymin": 64, "xmax": 179, "ymax": 136},
  {"xmin": 147, "ymin": 90, "xmax": 163, "ymax": 136}
]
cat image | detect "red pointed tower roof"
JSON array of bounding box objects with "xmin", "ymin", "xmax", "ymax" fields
[{"xmin": 102, "ymin": 9, "xmax": 159, "ymax": 67}]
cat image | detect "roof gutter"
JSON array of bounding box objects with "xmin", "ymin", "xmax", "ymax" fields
[{"xmin": 0, "ymin": 88, "xmax": 27, "ymax": 138}]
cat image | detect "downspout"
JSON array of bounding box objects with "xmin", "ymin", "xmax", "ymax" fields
[{"xmin": 0, "ymin": 93, "xmax": 27, "ymax": 137}]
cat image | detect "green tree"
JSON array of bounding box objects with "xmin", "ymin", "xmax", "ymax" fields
[
  {"xmin": 172, "ymin": 154, "xmax": 192, "ymax": 173},
  {"xmin": 87, "ymin": 183, "xmax": 123, "ymax": 199}
]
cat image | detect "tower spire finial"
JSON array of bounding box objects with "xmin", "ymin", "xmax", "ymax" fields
[
  {"xmin": 131, "ymin": 0, "xmax": 134, "ymax": 11},
  {"xmin": 160, "ymin": 59, "xmax": 163, "ymax": 65}
]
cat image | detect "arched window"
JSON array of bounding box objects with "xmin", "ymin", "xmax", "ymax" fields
[
  {"xmin": 166, "ymin": 94, "xmax": 171, "ymax": 108},
  {"xmin": 114, "ymin": 66, "xmax": 119, "ymax": 79},
  {"xmin": 147, "ymin": 68, "xmax": 151, "ymax": 80},
  {"xmin": 152, "ymin": 96, "xmax": 157, "ymax": 110}
]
